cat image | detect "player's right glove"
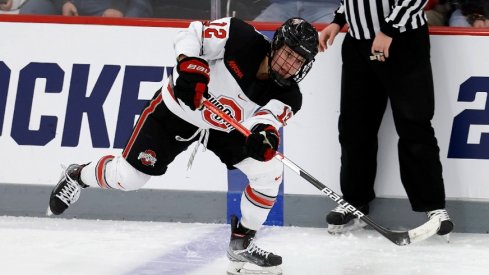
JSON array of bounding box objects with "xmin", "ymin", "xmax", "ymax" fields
[
  {"xmin": 175, "ymin": 56, "xmax": 210, "ymax": 110},
  {"xmin": 245, "ymin": 124, "xmax": 280, "ymax": 161}
]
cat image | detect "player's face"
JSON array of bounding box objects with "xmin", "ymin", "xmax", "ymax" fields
[{"xmin": 271, "ymin": 45, "xmax": 306, "ymax": 79}]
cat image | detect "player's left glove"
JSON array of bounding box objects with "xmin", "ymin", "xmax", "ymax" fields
[
  {"xmin": 175, "ymin": 56, "xmax": 210, "ymax": 110},
  {"xmin": 245, "ymin": 124, "xmax": 279, "ymax": 161}
]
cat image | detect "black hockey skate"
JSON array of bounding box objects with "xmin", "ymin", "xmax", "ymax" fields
[
  {"xmin": 226, "ymin": 215, "xmax": 282, "ymax": 275},
  {"xmin": 47, "ymin": 164, "xmax": 88, "ymax": 216},
  {"xmin": 326, "ymin": 204, "xmax": 369, "ymax": 234},
  {"xmin": 427, "ymin": 209, "xmax": 454, "ymax": 238}
]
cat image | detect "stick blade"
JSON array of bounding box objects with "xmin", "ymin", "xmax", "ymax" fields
[
  {"xmin": 379, "ymin": 216, "xmax": 442, "ymax": 246},
  {"xmin": 407, "ymin": 216, "xmax": 442, "ymax": 244}
]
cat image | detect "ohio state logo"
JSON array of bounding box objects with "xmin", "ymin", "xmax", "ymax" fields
[
  {"xmin": 138, "ymin": 149, "xmax": 157, "ymax": 167},
  {"xmin": 203, "ymin": 96, "xmax": 243, "ymax": 131}
]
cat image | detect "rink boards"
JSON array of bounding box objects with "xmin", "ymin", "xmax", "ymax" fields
[{"xmin": 0, "ymin": 16, "xmax": 488, "ymax": 232}]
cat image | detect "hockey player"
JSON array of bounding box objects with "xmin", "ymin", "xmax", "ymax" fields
[{"xmin": 48, "ymin": 17, "xmax": 319, "ymax": 274}]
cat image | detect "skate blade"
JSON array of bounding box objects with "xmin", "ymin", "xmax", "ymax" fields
[
  {"xmin": 46, "ymin": 206, "xmax": 53, "ymax": 216},
  {"xmin": 227, "ymin": 261, "xmax": 282, "ymax": 275},
  {"xmin": 328, "ymin": 219, "xmax": 367, "ymax": 235},
  {"xmin": 439, "ymin": 233, "xmax": 451, "ymax": 243}
]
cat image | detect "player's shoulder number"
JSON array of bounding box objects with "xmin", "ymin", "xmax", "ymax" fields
[{"xmin": 203, "ymin": 21, "xmax": 228, "ymax": 39}]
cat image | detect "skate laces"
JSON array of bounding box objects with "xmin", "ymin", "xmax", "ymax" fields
[
  {"xmin": 244, "ymin": 241, "xmax": 271, "ymax": 258},
  {"xmin": 176, "ymin": 128, "xmax": 209, "ymax": 170},
  {"xmin": 55, "ymin": 165, "xmax": 82, "ymax": 206},
  {"xmin": 427, "ymin": 209, "xmax": 450, "ymax": 222},
  {"xmin": 331, "ymin": 205, "xmax": 350, "ymax": 215}
]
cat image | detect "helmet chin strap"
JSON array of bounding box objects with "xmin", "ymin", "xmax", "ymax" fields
[{"xmin": 269, "ymin": 68, "xmax": 292, "ymax": 87}]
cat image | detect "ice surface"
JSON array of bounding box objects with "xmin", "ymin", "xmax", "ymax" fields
[{"xmin": 0, "ymin": 216, "xmax": 488, "ymax": 275}]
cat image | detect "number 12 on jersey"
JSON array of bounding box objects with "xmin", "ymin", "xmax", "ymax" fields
[{"xmin": 203, "ymin": 21, "xmax": 228, "ymax": 39}]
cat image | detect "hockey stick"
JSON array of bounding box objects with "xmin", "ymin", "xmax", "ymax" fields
[{"xmin": 202, "ymin": 100, "xmax": 441, "ymax": 246}]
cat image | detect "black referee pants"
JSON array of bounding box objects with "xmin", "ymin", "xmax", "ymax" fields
[{"xmin": 338, "ymin": 25, "xmax": 446, "ymax": 212}]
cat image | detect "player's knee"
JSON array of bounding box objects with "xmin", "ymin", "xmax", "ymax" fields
[
  {"xmin": 116, "ymin": 159, "xmax": 151, "ymax": 191},
  {"xmin": 117, "ymin": 170, "xmax": 150, "ymax": 191},
  {"xmin": 250, "ymin": 159, "xmax": 284, "ymax": 190},
  {"xmin": 100, "ymin": 156, "xmax": 151, "ymax": 191}
]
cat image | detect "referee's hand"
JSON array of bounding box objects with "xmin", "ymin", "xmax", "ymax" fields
[
  {"xmin": 371, "ymin": 32, "xmax": 392, "ymax": 62},
  {"xmin": 319, "ymin": 23, "xmax": 341, "ymax": 52}
]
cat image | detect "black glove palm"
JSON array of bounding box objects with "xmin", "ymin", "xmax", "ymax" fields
[
  {"xmin": 245, "ymin": 124, "xmax": 280, "ymax": 161},
  {"xmin": 175, "ymin": 56, "xmax": 210, "ymax": 110}
]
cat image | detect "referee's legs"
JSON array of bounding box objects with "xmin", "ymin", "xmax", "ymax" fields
[
  {"xmin": 389, "ymin": 60, "xmax": 446, "ymax": 212},
  {"xmin": 338, "ymin": 37, "xmax": 388, "ymax": 207}
]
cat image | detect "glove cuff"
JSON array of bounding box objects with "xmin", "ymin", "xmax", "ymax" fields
[
  {"xmin": 177, "ymin": 57, "xmax": 210, "ymax": 82},
  {"xmin": 263, "ymin": 148, "xmax": 276, "ymax": 161}
]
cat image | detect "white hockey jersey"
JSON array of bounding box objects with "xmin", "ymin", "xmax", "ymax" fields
[{"xmin": 163, "ymin": 17, "xmax": 302, "ymax": 133}]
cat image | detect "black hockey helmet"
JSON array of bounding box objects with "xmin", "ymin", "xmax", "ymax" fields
[{"xmin": 269, "ymin": 17, "xmax": 319, "ymax": 86}]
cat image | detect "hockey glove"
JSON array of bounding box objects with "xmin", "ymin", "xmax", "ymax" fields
[
  {"xmin": 245, "ymin": 124, "xmax": 280, "ymax": 161},
  {"xmin": 175, "ymin": 56, "xmax": 210, "ymax": 110}
]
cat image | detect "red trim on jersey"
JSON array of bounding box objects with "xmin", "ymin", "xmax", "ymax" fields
[
  {"xmin": 254, "ymin": 110, "xmax": 270, "ymax": 116},
  {"xmin": 122, "ymin": 93, "xmax": 163, "ymax": 158},
  {"xmin": 96, "ymin": 155, "xmax": 115, "ymax": 189},
  {"xmin": 245, "ymin": 185, "xmax": 275, "ymax": 207},
  {"xmin": 167, "ymin": 84, "xmax": 176, "ymax": 101}
]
